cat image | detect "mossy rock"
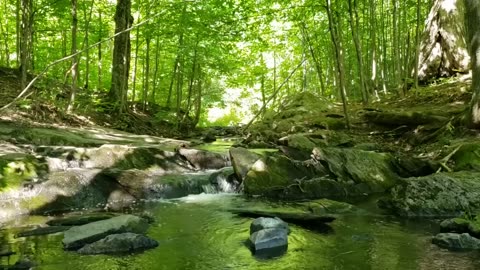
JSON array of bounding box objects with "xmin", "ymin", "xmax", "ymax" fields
[
  {"xmin": 379, "ymin": 171, "xmax": 480, "ymax": 217},
  {"xmin": 243, "ymin": 154, "xmax": 327, "ymax": 197},
  {"xmin": 312, "ymin": 147, "xmax": 400, "ymax": 193}
]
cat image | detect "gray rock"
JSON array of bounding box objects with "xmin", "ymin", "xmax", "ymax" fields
[
  {"xmin": 229, "ymin": 147, "xmax": 262, "ymax": 181},
  {"xmin": 63, "ymin": 215, "xmax": 149, "ymax": 250},
  {"xmin": 379, "ymin": 172, "xmax": 480, "ymax": 217},
  {"xmin": 432, "ymin": 233, "xmax": 480, "ymax": 250},
  {"xmin": 177, "ymin": 148, "xmax": 230, "ymax": 170},
  {"xmin": 250, "ymin": 217, "xmax": 289, "ymax": 235},
  {"xmin": 77, "ymin": 233, "xmax": 158, "ymax": 255},
  {"xmin": 249, "ymin": 228, "xmax": 288, "ymax": 258},
  {"xmin": 440, "ymin": 218, "xmax": 471, "ymax": 233}
]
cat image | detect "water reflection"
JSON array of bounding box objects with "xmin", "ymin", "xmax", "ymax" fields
[{"xmin": 1, "ymin": 194, "xmax": 480, "ymax": 269}]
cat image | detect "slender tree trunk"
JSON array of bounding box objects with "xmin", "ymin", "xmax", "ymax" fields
[
  {"xmin": 16, "ymin": 0, "xmax": 20, "ymax": 66},
  {"xmin": 97, "ymin": 10, "xmax": 102, "ymax": 90},
  {"xmin": 348, "ymin": 0, "xmax": 368, "ymax": 104},
  {"xmin": 193, "ymin": 65, "xmax": 202, "ymax": 127},
  {"xmin": 20, "ymin": 0, "xmax": 32, "ymax": 89},
  {"xmin": 143, "ymin": 37, "xmax": 150, "ymax": 111},
  {"xmin": 176, "ymin": 55, "xmax": 185, "ymax": 124},
  {"xmin": 369, "ymin": 0, "xmax": 378, "ymax": 98},
  {"xmin": 82, "ymin": 1, "xmax": 94, "ymax": 90},
  {"xmin": 67, "ymin": 0, "xmax": 78, "ymax": 113},
  {"xmin": 131, "ymin": 26, "xmax": 140, "ymax": 104},
  {"xmin": 166, "ymin": 33, "xmax": 183, "ymax": 108},
  {"xmin": 413, "ymin": 0, "xmax": 421, "ymax": 90},
  {"xmin": 109, "ymin": 0, "xmax": 132, "ymax": 114},
  {"xmin": 151, "ymin": 35, "xmax": 161, "ymax": 104},
  {"xmin": 185, "ymin": 43, "xmax": 198, "ymax": 116},
  {"xmin": 326, "ymin": 0, "xmax": 350, "ymax": 129},
  {"xmin": 392, "ymin": 0, "xmax": 402, "ymax": 95}
]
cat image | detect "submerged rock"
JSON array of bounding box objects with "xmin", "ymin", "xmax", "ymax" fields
[
  {"xmin": 379, "ymin": 172, "xmax": 480, "ymax": 217},
  {"xmin": 299, "ymin": 199, "xmax": 364, "ymax": 215},
  {"xmin": 231, "ymin": 208, "xmax": 335, "ymax": 225},
  {"xmin": 16, "ymin": 226, "xmax": 70, "ymax": 238},
  {"xmin": 77, "ymin": 233, "xmax": 158, "ymax": 255},
  {"xmin": 47, "ymin": 213, "xmax": 118, "ymax": 227},
  {"xmin": 432, "ymin": 233, "xmax": 480, "ymax": 250},
  {"xmin": 249, "ymin": 228, "xmax": 288, "ymax": 258},
  {"xmin": 250, "ymin": 217, "xmax": 289, "ymax": 235},
  {"xmin": 439, "ymin": 216, "xmax": 480, "ymax": 237},
  {"xmin": 63, "ymin": 215, "xmax": 149, "ymax": 250}
]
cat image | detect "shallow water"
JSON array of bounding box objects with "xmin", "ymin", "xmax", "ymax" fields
[{"xmin": 1, "ymin": 193, "xmax": 480, "ymax": 270}]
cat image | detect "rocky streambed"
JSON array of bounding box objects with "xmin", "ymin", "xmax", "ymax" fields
[{"xmin": 2, "ymin": 107, "xmax": 480, "ymax": 269}]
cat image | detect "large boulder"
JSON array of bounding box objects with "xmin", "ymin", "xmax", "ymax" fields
[
  {"xmin": 311, "ymin": 147, "xmax": 401, "ymax": 193},
  {"xmin": 229, "ymin": 147, "xmax": 262, "ymax": 181},
  {"xmin": 243, "ymin": 153, "xmax": 327, "ymax": 197},
  {"xmin": 432, "ymin": 233, "xmax": 480, "ymax": 250},
  {"xmin": 63, "ymin": 215, "xmax": 149, "ymax": 250},
  {"xmin": 249, "ymin": 228, "xmax": 288, "ymax": 258},
  {"xmin": 298, "ymin": 199, "xmax": 364, "ymax": 216},
  {"xmin": 440, "ymin": 216, "xmax": 480, "ymax": 237},
  {"xmin": 77, "ymin": 233, "xmax": 158, "ymax": 255},
  {"xmin": 379, "ymin": 172, "xmax": 480, "ymax": 217},
  {"xmin": 177, "ymin": 148, "xmax": 230, "ymax": 170}
]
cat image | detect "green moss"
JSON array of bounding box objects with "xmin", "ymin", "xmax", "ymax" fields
[
  {"xmin": 19, "ymin": 195, "xmax": 51, "ymax": 211},
  {"xmin": 452, "ymin": 142, "xmax": 480, "ymax": 171}
]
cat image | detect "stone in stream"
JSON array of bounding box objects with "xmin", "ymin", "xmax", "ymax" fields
[
  {"xmin": 46, "ymin": 213, "xmax": 118, "ymax": 226},
  {"xmin": 62, "ymin": 214, "xmax": 149, "ymax": 250},
  {"xmin": 15, "ymin": 226, "xmax": 70, "ymax": 238},
  {"xmin": 250, "ymin": 217, "xmax": 289, "ymax": 235},
  {"xmin": 432, "ymin": 233, "xmax": 480, "ymax": 250},
  {"xmin": 249, "ymin": 227, "xmax": 288, "ymax": 258},
  {"xmin": 77, "ymin": 233, "xmax": 158, "ymax": 255},
  {"xmin": 177, "ymin": 148, "xmax": 230, "ymax": 170}
]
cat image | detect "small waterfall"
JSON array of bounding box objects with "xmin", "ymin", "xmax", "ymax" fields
[{"xmin": 202, "ymin": 167, "xmax": 240, "ymax": 194}]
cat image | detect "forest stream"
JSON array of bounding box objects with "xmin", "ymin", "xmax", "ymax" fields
[
  {"xmin": 0, "ymin": 138, "xmax": 477, "ymax": 270},
  {"xmin": 1, "ymin": 182, "xmax": 480, "ymax": 270}
]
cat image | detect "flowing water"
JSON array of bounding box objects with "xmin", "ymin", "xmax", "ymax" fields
[{"xmin": 1, "ymin": 193, "xmax": 480, "ymax": 270}]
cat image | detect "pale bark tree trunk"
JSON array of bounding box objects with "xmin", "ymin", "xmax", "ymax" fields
[
  {"xmin": 67, "ymin": 0, "xmax": 78, "ymax": 113},
  {"xmin": 20, "ymin": 0, "xmax": 32, "ymax": 89},
  {"xmin": 417, "ymin": 0, "xmax": 469, "ymax": 83},
  {"xmin": 193, "ymin": 65, "xmax": 202, "ymax": 127},
  {"xmin": 16, "ymin": 0, "xmax": 20, "ymax": 66},
  {"xmin": 465, "ymin": 0, "xmax": 480, "ymax": 126},
  {"xmin": 392, "ymin": 0, "xmax": 402, "ymax": 94},
  {"xmin": 166, "ymin": 33, "xmax": 183, "ymax": 108},
  {"xmin": 109, "ymin": 0, "xmax": 132, "ymax": 114},
  {"xmin": 326, "ymin": 0, "xmax": 350, "ymax": 129}
]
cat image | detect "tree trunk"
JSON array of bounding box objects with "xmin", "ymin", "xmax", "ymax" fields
[
  {"xmin": 417, "ymin": 0, "xmax": 469, "ymax": 83},
  {"xmin": 143, "ymin": 37, "xmax": 150, "ymax": 111},
  {"xmin": 109, "ymin": 0, "xmax": 132, "ymax": 114},
  {"xmin": 151, "ymin": 35, "xmax": 161, "ymax": 104},
  {"xmin": 166, "ymin": 33, "xmax": 183, "ymax": 108},
  {"xmin": 97, "ymin": 10, "xmax": 102, "ymax": 90},
  {"xmin": 67, "ymin": 0, "xmax": 78, "ymax": 113},
  {"xmin": 326, "ymin": 0, "xmax": 350, "ymax": 129},
  {"xmin": 348, "ymin": 0, "xmax": 368, "ymax": 104},
  {"xmin": 465, "ymin": 0, "xmax": 480, "ymax": 126},
  {"xmin": 413, "ymin": 0, "xmax": 421, "ymax": 90},
  {"xmin": 131, "ymin": 25, "xmax": 140, "ymax": 104},
  {"xmin": 20, "ymin": 0, "xmax": 32, "ymax": 89}
]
